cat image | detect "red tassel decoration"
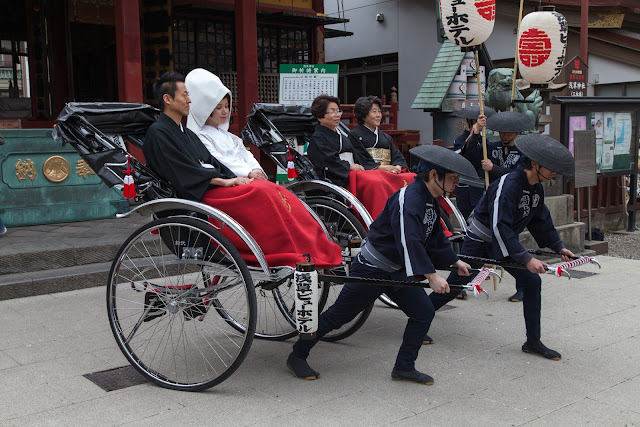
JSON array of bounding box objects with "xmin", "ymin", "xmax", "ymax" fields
[
  {"xmin": 122, "ymin": 155, "xmax": 136, "ymax": 199},
  {"xmin": 286, "ymin": 145, "xmax": 298, "ymax": 181}
]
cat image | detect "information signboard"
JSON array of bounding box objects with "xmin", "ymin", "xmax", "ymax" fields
[
  {"xmin": 279, "ymin": 64, "xmax": 339, "ymax": 106},
  {"xmin": 573, "ymin": 130, "xmax": 597, "ymax": 188},
  {"xmin": 566, "ymin": 56, "xmax": 587, "ymax": 97}
]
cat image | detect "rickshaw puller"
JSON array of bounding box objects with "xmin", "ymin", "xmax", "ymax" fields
[
  {"xmin": 429, "ymin": 134, "xmax": 576, "ymax": 361},
  {"xmin": 287, "ymin": 145, "xmax": 477, "ymax": 385}
]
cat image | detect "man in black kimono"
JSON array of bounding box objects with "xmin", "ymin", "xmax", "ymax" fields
[
  {"xmin": 460, "ymin": 110, "xmax": 535, "ymax": 302},
  {"xmin": 452, "ymin": 105, "xmax": 496, "ymax": 220},
  {"xmin": 480, "ymin": 111, "xmax": 533, "ymax": 184},
  {"xmin": 286, "ymin": 145, "xmax": 477, "ymax": 385},
  {"xmin": 143, "ymin": 71, "xmax": 252, "ymax": 201},
  {"xmin": 429, "ymin": 134, "xmax": 576, "ymax": 361}
]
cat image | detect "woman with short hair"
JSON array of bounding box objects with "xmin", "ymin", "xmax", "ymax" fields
[
  {"xmin": 351, "ymin": 96, "xmax": 407, "ymax": 174},
  {"xmin": 307, "ymin": 94, "xmax": 378, "ymax": 187}
]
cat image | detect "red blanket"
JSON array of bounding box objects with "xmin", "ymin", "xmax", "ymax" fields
[
  {"xmin": 345, "ymin": 170, "xmax": 453, "ymax": 237},
  {"xmin": 202, "ymin": 180, "xmax": 342, "ymax": 268},
  {"xmin": 345, "ymin": 170, "xmax": 416, "ymax": 219}
]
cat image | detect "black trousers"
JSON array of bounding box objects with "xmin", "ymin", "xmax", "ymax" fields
[
  {"xmin": 429, "ymin": 235, "xmax": 543, "ymax": 342},
  {"xmin": 292, "ymin": 256, "xmax": 436, "ymax": 371}
]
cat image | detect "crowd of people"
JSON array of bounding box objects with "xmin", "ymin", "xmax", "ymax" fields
[{"xmin": 142, "ymin": 70, "xmax": 575, "ymax": 386}]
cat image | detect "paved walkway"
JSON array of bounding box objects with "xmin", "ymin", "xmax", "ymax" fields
[{"xmin": 0, "ymin": 247, "xmax": 638, "ymax": 425}]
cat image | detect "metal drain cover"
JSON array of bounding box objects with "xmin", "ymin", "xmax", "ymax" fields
[{"xmin": 84, "ymin": 365, "xmax": 148, "ymax": 391}]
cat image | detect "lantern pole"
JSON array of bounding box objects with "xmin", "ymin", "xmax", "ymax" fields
[
  {"xmin": 475, "ymin": 50, "xmax": 490, "ymax": 188},
  {"xmin": 474, "ymin": 49, "xmax": 498, "ymax": 289},
  {"xmin": 509, "ymin": 0, "xmax": 525, "ymax": 112}
]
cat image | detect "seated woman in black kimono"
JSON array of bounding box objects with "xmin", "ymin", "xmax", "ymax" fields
[
  {"xmin": 350, "ymin": 96, "xmax": 408, "ymax": 174},
  {"xmin": 307, "ymin": 95, "xmax": 381, "ymax": 187}
]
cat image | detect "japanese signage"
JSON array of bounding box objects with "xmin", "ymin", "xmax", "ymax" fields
[
  {"xmin": 279, "ymin": 64, "xmax": 338, "ymax": 107},
  {"xmin": 517, "ymin": 9, "xmax": 567, "ymax": 85},
  {"xmin": 439, "ymin": 0, "xmax": 495, "ymax": 48},
  {"xmin": 11, "ymin": 156, "xmax": 95, "ymax": 186},
  {"xmin": 294, "ymin": 269, "xmax": 319, "ymax": 336},
  {"xmin": 566, "ymin": 56, "xmax": 587, "ymax": 97}
]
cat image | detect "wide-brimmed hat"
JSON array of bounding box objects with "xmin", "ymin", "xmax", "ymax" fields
[
  {"xmin": 456, "ymin": 105, "xmax": 497, "ymax": 120},
  {"xmin": 410, "ymin": 145, "xmax": 476, "ymax": 179},
  {"xmin": 486, "ymin": 111, "xmax": 534, "ymax": 133},
  {"xmin": 515, "ymin": 134, "xmax": 574, "ymax": 176}
]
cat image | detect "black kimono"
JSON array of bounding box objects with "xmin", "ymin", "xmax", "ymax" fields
[
  {"xmin": 307, "ymin": 124, "xmax": 378, "ymax": 187},
  {"xmin": 143, "ymin": 113, "xmax": 235, "ymax": 201},
  {"xmin": 350, "ymin": 124, "xmax": 408, "ymax": 169}
]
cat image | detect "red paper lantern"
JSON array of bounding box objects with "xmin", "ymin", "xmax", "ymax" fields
[
  {"xmin": 439, "ymin": 0, "xmax": 496, "ymax": 50},
  {"xmin": 517, "ymin": 6, "xmax": 568, "ymax": 86}
]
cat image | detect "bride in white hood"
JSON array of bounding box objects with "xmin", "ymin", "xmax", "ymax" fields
[{"xmin": 185, "ymin": 68, "xmax": 267, "ymax": 180}]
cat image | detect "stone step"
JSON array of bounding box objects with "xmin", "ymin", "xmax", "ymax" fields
[
  {"xmin": 450, "ymin": 194, "xmax": 574, "ymax": 227},
  {"xmin": 0, "ymin": 216, "xmax": 149, "ymax": 300},
  {"xmin": 544, "ymin": 194, "xmax": 574, "ymax": 227},
  {"xmin": 0, "ymin": 261, "xmax": 112, "ymax": 301},
  {"xmin": 0, "ymin": 243, "xmax": 124, "ymax": 276},
  {"xmin": 0, "ymin": 216, "xmax": 149, "ymax": 276},
  {"xmin": 519, "ymin": 221, "xmax": 586, "ymax": 254}
]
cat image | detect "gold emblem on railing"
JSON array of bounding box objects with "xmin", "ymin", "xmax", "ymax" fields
[
  {"xmin": 15, "ymin": 159, "xmax": 37, "ymax": 182},
  {"xmin": 43, "ymin": 156, "xmax": 70, "ymax": 183},
  {"xmin": 278, "ymin": 191, "xmax": 292, "ymax": 213},
  {"xmin": 76, "ymin": 160, "xmax": 96, "ymax": 179}
]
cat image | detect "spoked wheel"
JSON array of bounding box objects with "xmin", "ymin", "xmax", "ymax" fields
[
  {"xmin": 243, "ymin": 275, "xmax": 300, "ymax": 341},
  {"xmin": 107, "ymin": 217, "xmax": 256, "ymax": 391},
  {"xmin": 305, "ymin": 198, "xmax": 373, "ymax": 342},
  {"xmin": 248, "ymin": 275, "xmax": 330, "ymax": 341}
]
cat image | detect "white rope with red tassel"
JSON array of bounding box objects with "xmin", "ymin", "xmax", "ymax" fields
[
  {"xmin": 122, "ymin": 154, "xmax": 136, "ymax": 199},
  {"xmin": 548, "ymin": 256, "xmax": 600, "ymax": 278},
  {"xmin": 286, "ymin": 145, "xmax": 298, "ymax": 181},
  {"xmin": 468, "ymin": 267, "xmax": 493, "ymax": 297}
]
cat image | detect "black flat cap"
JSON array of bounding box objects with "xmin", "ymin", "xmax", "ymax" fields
[
  {"xmin": 410, "ymin": 144, "xmax": 477, "ymax": 179},
  {"xmin": 456, "ymin": 105, "xmax": 497, "ymax": 120},
  {"xmin": 515, "ymin": 134, "xmax": 575, "ymax": 176},
  {"xmin": 486, "ymin": 111, "xmax": 534, "ymax": 133}
]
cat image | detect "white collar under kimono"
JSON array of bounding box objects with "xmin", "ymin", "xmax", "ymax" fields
[{"xmin": 198, "ymin": 125, "xmax": 262, "ymax": 177}]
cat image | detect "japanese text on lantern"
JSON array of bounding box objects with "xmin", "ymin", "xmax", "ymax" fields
[
  {"xmin": 445, "ymin": 0, "xmax": 474, "ymax": 46},
  {"xmin": 295, "ymin": 273, "xmax": 314, "ymax": 333},
  {"xmin": 519, "ymin": 28, "xmax": 551, "ymax": 67}
]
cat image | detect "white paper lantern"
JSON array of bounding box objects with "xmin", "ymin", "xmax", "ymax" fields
[
  {"xmin": 440, "ymin": 0, "xmax": 496, "ymax": 50},
  {"xmin": 517, "ymin": 7, "xmax": 568, "ymax": 86}
]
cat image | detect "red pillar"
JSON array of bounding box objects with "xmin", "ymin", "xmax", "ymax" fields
[
  {"xmin": 114, "ymin": 0, "xmax": 143, "ymax": 103},
  {"xmin": 235, "ymin": 0, "xmax": 259, "ymax": 130},
  {"xmin": 580, "ymin": 0, "xmax": 588, "ymax": 66},
  {"xmin": 312, "ymin": 0, "xmax": 325, "ymax": 64}
]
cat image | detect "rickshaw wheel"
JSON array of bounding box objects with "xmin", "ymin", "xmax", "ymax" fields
[
  {"xmin": 247, "ymin": 275, "xmax": 330, "ymax": 341},
  {"xmin": 213, "ymin": 274, "xmax": 314, "ymax": 341},
  {"xmin": 107, "ymin": 217, "xmax": 256, "ymax": 391},
  {"xmin": 305, "ymin": 198, "xmax": 373, "ymax": 342}
]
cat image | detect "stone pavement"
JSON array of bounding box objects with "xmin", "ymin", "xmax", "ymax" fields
[{"xmin": 0, "ymin": 249, "xmax": 639, "ymax": 425}]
